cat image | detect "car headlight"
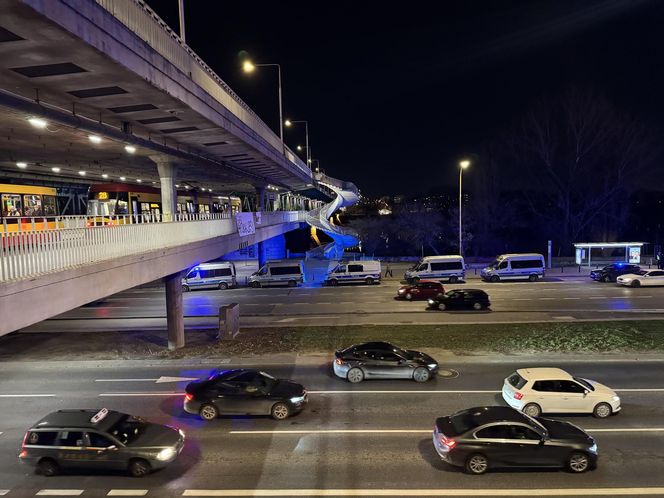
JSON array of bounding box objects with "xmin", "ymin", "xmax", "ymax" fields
[
  {"xmin": 588, "ymin": 443, "xmax": 598, "ymax": 454},
  {"xmin": 428, "ymin": 299, "xmax": 435, "ymax": 305},
  {"xmin": 398, "ymin": 289, "xmax": 406, "ymax": 293},
  {"xmin": 612, "ymin": 395, "xmax": 620, "ymax": 402},
  {"xmin": 156, "ymin": 447, "xmax": 176, "ymax": 461},
  {"xmin": 290, "ymin": 395, "xmax": 306, "ymax": 404},
  {"xmin": 427, "ymin": 363, "xmax": 438, "ymax": 369}
]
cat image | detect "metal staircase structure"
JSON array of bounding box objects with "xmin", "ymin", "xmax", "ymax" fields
[{"xmin": 305, "ymin": 174, "xmax": 360, "ymax": 259}]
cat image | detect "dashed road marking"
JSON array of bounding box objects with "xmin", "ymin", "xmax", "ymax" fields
[
  {"xmin": 307, "ymin": 390, "xmax": 500, "ymax": 394},
  {"xmin": 36, "ymin": 491, "xmax": 84, "ymax": 496},
  {"xmin": 229, "ymin": 427, "xmax": 664, "ymax": 436},
  {"xmin": 0, "ymin": 394, "xmax": 55, "ymax": 398},
  {"xmin": 99, "ymin": 392, "xmax": 182, "ymax": 397},
  {"xmin": 0, "ymin": 491, "xmax": 8, "ymax": 496},
  {"xmin": 107, "ymin": 490, "xmax": 149, "ymax": 496}
]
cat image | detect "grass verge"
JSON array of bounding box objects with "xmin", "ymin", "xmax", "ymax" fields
[{"xmin": 1, "ymin": 321, "xmax": 663, "ymax": 361}]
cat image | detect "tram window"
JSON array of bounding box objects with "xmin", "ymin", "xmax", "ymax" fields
[
  {"xmin": 23, "ymin": 195, "xmax": 42, "ymax": 216},
  {"xmin": 140, "ymin": 202, "xmax": 151, "ymax": 214},
  {"xmin": 43, "ymin": 195, "xmax": 57, "ymax": 216},
  {"xmin": 1, "ymin": 194, "xmax": 22, "ymax": 217}
]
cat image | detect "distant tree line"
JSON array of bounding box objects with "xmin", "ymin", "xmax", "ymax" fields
[{"xmin": 347, "ymin": 89, "xmax": 660, "ymax": 257}]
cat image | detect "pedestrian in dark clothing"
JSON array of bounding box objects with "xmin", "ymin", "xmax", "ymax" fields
[
  {"xmin": 658, "ymin": 252, "xmax": 664, "ymax": 270},
  {"xmin": 384, "ymin": 262, "xmax": 393, "ymax": 278}
]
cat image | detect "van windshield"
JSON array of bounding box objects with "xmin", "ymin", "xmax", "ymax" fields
[{"xmin": 489, "ymin": 259, "xmax": 501, "ymax": 269}]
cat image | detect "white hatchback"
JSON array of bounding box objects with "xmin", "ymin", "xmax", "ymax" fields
[{"xmin": 502, "ymin": 368, "xmax": 620, "ymax": 418}]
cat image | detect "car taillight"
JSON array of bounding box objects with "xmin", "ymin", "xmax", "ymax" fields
[
  {"xmin": 184, "ymin": 393, "xmax": 194, "ymax": 402},
  {"xmin": 438, "ymin": 433, "xmax": 457, "ymax": 449},
  {"xmin": 514, "ymin": 392, "xmax": 524, "ymax": 400},
  {"xmin": 335, "ymin": 358, "xmax": 343, "ymax": 365},
  {"xmin": 19, "ymin": 450, "xmax": 27, "ymax": 458}
]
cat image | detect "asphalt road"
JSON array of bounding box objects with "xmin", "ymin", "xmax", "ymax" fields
[
  {"xmin": 1, "ymin": 356, "xmax": 664, "ymax": 496},
  {"xmin": 23, "ymin": 274, "xmax": 664, "ymax": 333}
]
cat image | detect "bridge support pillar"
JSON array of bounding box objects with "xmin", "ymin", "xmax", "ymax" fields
[
  {"xmin": 165, "ymin": 271, "xmax": 185, "ymax": 350},
  {"xmin": 153, "ymin": 157, "xmax": 178, "ymax": 222}
]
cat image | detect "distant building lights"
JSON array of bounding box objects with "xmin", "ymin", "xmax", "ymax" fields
[{"xmin": 28, "ymin": 117, "xmax": 47, "ymax": 129}]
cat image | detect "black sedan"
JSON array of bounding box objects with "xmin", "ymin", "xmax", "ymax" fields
[
  {"xmin": 184, "ymin": 369, "xmax": 307, "ymax": 421},
  {"xmin": 333, "ymin": 341, "xmax": 439, "ymax": 383},
  {"xmin": 590, "ymin": 263, "xmax": 640, "ymax": 283},
  {"xmin": 427, "ymin": 289, "xmax": 490, "ymax": 311},
  {"xmin": 433, "ymin": 406, "xmax": 597, "ymax": 474}
]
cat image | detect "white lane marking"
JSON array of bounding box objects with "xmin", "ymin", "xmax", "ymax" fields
[
  {"xmin": 513, "ymin": 298, "xmax": 533, "ymax": 301},
  {"xmin": 156, "ymin": 376, "xmax": 200, "ymax": 384},
  {"xmin": 36, "ymin": 491, "xmax": 84, "ymax": 496},
  {"xmin": 99, "ymin": 392, "xmax": 183, "ymax": 397},
  {"xmin": 616, "ymin": 388, "xmax": 664, "ymax": 392},
  {"xmin": 0, "ymin": 490, "xmax": 8, "ymax": 496},
  {"xmin": 107, "ymin": 491, "xmax": 149, "ymax": 497},
  {"xmin": 563, "ymin": 297, "xmax": 581, "ymax": 300},
  {"xmin": 0, "ymin": 394, "xmax": 55, "ymax": 398},
  {"xmin": 182, "ymin": 487, "xmax": 664, "ymax": 496},
  {"xmin": 276, "ymin": 318, "xmax": 298, "ymax": 323},
  {"xmin": 95, "ymin": 378, "xmax": 160, "ymax": 382},
  {"xmin": 552, "ymin": 316, "xmax": 575, "ymax": 320},
  {"xmin": 308, "ymin": 390, "xmax": 500, "ymax": 394},
  {"xmin": 229, "ymin": 427, "xmax": 664, "ymax": 435}
]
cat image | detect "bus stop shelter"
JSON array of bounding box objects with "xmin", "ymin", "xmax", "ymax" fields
[{"xmin": 573, "ymin": 242, "xmax": 646, "ymax": 267}]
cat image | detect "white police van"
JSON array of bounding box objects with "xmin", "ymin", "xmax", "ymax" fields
[
  {"xmin": 404, "ymin": 255, "xmax": 465, "ymax": 283},
  {"xmin": 182, "ymin": 262, "xmax": 236, "ymax": 291},
  {"xmin": 325, "ymin": 260, "xmax": 382, "ymax": 286},
  {"xmin": 249, "ymin": 260, "xmax": 304, "ymax": 288},
  {"xmin": 480, "ymin": 253, "xmax": 546, "ymax": 282}
]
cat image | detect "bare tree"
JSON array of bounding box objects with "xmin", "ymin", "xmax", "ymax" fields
[{"xmin": 504, "ymin": 89, "xmax": 657, "ymax": 253}]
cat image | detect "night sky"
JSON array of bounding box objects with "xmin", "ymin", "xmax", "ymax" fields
[{"xmin": 145, "ymin": 0, "xmax": 663, "ymax": 196}]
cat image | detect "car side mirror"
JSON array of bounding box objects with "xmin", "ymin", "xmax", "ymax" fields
[{"xmin": 583, "ymin": 389, "xmax": 589, "ymax": 396}]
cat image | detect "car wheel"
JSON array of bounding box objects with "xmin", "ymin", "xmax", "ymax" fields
[
  {"xmin": 412, "ymin": 277, "xmax": 420, "ymax": 283},
  {"xmin": 490, "ymin": 275, "xmax": 500, "ymax": 283},
  {"xmin": 413, "ymin": 367, "xmax": 430, "ymax": 383},
  {"xmin": 405, "ymin": 293, "xmax": 413, "ymax": 301},
  {"xmin": 465, "ymin": 453, "xmax": 489, "ymax": 475},
  {"xmin": 567, "ymin": 452, "xmax": 590, "ymax": 473},
  {"xmin": 38, "ymin": 458, "xmax": 59, "ymax": 477},
  {"xmin": 347, "ymin": 367, "xmax": 364, "ymax": 383},
  {"xmin": 251, "ymin": 281, "xmax": 261, "ymax": 288},
  {"xmin": 602, "ymin": 275, "xmax": 611, "ymax": 283},
  {"xmin": 593, "ymin": 402, "xmax": 612, "ymax": 419},
  {"xmin": 271, "ymin": 402, "xmax": 290, "ymax": 420},
  {"xmin": 128, "ymin": 458, "xmax": 151, "ymax": 478},
  {"xmin": 523, "ymin": 403, "xmax": 542, "ymax": 417},
  {"xmin": 472, "ymin": 302, "xmax": 482, "ymax": 310},
  {"xmin": 449, "ymin": 276, "xmax": 459, "ymax": 284},
  {"xmin": 328, "ymin": 279, "xmax": 338, "ymax": 286},
  {"xmin": 366, "ymin": 277, "xmax": 374, "ymax": 285},
  {"xmin": 218, "ymin": 282, "xmax": 228, "ymax": 290},
  {"xmin": 182, "ymin": 285, "xmax": 189, "ymax": 292},
  {"xmin": 199, "ymin": 403, "xmax": 219, "ymax": 421},
  {"xmin": 438, "ymin": 302, "xmax": 447, "ymax": 311},
  {"xmin": 288, "ymin": 280, "xmax": 297, "ymax": 287},
  {"xmin": 529, "ymin": 274, "xmax": 538, "ymax": 282},
  {"xmin": 631, "ymin": 280, "xmax": 641, "ymax": 288}
]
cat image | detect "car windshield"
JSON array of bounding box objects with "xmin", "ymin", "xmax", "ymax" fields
[
  {"xmin": 638, "ymin": 270, "xmax": 649, "ymax": 275},
  {"xmin": 107, "ymin": 414, "xmax": 147, "ymax": 445},
  {"xmin": 574, "ymin": 377, "xmax": 595, "ymax": 391}
]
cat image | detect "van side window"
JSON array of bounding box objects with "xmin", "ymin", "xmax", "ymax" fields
[
  {"xmin": 88, "ymin": 432, "xmax": 114, "ymax": 448},
  {"xmin": 26, "ymin": 431, "xmax": 58, "ymax": 446},
  {"xmin": 335, "ymin": 265, "xmax": 346, "ymax": 273},
  {"xmin": 431, "ymin": 262, "xmax": 463, "ymax": 271},
  {"xmin": 187, "ymin": 270, "xmax": 199, "ymax": 279},
  {"xmin": 348, "ymin": 264, "xmax": 363, "ymax": 273},
  {"xmin": 512, "ymin": 259, "xmax": 543, "ymax": 269},
  {"xmin": 417, "ymin": 264, "xmax": 428, "ymax": 271},
  {"xmin": 271, "ymin": 266, "xmax": 301, "ymax": 276},
  {"xmin": 215, "ymin": 268, "xmax": 232, "ymax": 277},
  {"xmin": 498, "ymin": 261, "xmax": 508, "ymax": 269},
  {"xmin": 258, "ymin": 267, "xmax": 267, "ymax": 275},
  {"xmin": 58, "ymin": 431, "xmax": 85, "ymax": 447}
]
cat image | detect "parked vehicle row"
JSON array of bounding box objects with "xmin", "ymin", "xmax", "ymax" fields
[{"xmin": 19, "ymin": 349, "xmax": 621, "ymax": 478}]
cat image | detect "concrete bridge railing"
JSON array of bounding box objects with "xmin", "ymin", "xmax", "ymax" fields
[{"xmin": 1, "ymin": 211, "xmax": 304, "ymax": 282}]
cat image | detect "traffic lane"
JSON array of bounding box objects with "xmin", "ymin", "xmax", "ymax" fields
[{"xmin": 2, "ymin": 430, "xmax": 664, "ymax": 492}]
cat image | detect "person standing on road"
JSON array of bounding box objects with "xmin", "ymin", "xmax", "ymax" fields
[
  {"xmin": 658, "ymin": 251, "xmax": 664, "ymax": 269},
  {"xmin": 384, "ymin": 262, "xmax": 393, "ymax": 278}
]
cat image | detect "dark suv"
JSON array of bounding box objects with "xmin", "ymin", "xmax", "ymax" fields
[
  {"xmin": 590, "ymin": 263, "xmax": 640, "ymax": 283},
  {"xmin": 19, "ymin": 409, "xmax": 184, "ymax": 477}
]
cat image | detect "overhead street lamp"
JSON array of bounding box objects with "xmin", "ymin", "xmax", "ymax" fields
[
  {"xmin": 285, "ymin": 119, "xmax": 310, "ymax": 169},
  {"xmin": 242, "ymin": 60, "xmax": 284, "ymax": 152},
  {"xmin": 458, "ymin": 159, "xmax": 470, "ymax": 256}
]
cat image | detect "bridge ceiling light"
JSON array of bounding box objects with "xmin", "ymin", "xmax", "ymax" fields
[
  {"xmin": 124, "ymin": 145, "xmax": 136, "ymax": 154},
  {"xmin": 136, "ymin": 179, "xmax": 142, "ymax": 183},
  {"xmin": 120, "ymin": 176, "xmax": 126, "ymax": 181},
  {"xmin": 242, "ymin": 60, "xmax": 255, "ymax": 73},
  {"xmin": 78, "ymin": 170, "xmax": 86, "ymax": 176},
  {"xmin": 285, "ymin": 119, "xmax": 292, "ymax": 127},
  {"xmin": 28, "ymin": 117, "xmax": 47, "ymax": 129},
  {"xmin": 51, "ymin": 167, "xmax": 60, "ymax": 173},
  {"xmin": 102, "ymin": 174, "xmax": 109, "ymax": 179},
  {"xmin": 16, "ymin": 162, "xmax": 27, "ymax": 169},
  {"xmin": 88, "ymin": 134, "xmax": 102, "ymax": 144}
]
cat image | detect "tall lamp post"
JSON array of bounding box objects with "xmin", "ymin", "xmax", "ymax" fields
[
  {"xmin": 285, "ymin": 119, "xmax": 310, "ymax": 168},
  {"xmin": 243, "ymin": 60, "xmax": 284, "ymax": 152},
  {"xmin": 458, "ymin": 159, "xmax": 470, "ymax": 256}
]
